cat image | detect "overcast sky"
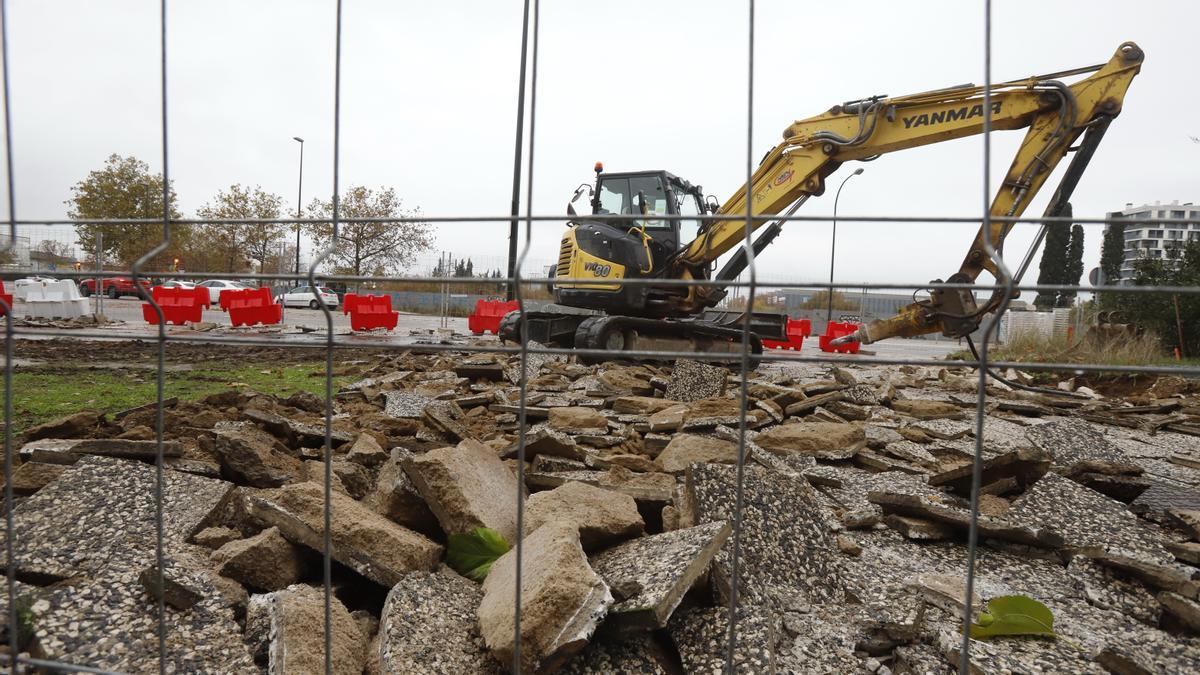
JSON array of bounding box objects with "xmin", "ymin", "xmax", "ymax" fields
[{"xmin": 2, "ymin": 0, "xmax": 1197, "ymax": 289}]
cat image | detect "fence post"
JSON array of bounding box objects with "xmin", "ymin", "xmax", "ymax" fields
[{"xmin": 94, "ymin": 231, "xmax": 103, "ymax": 317}]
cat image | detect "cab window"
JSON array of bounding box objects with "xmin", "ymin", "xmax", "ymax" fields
[
  {"xmin": 676, "ymin": 190, "xmax": 703, "ymax": 244},
  {"xmin": 596, "ymin": 175, "xmax": 670, "ymax": 229}
]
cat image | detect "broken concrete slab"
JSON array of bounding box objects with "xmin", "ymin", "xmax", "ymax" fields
[
  {"xmin": 478, "ymin": 521, "xmax": 612, "ymax": 673},
  {"xmin": 244, "ymin": 481, "xmax": 442, "ymax": 587},
  {"xmin": 590, "ymin": 521, "xmax": 730, "ymax": 630},
  {"xmin": 1167, "ymin": 508, "xmax": 1200, "ymax": 540},
  {"xmin": 752, "ymin": 422, "xmax": 865, "ymax": 460},
  {"xmin": 548, "ymin": 406, "xmax": 609, "ymax": 434},
  {"xmin": 212, "ymin": 526, "xmax": 306, "ymax": 591},
  {"xmin": 1158, "ymin": 591, "xmax": 1200, "ymax": 632},
  {"xmin": 19, "ymin": 437, "xmax": 184, "ymax": 465},
  {"xmin": 502, "ymin": 426, "xmax": 594, "ymax": 464},
  {"xmin": 687, "ymin": 463, "xmax": 840, "ymax": 607},
  {"xmin": 664, "ymin": 359, "xmax": 727, "ymax": 402},
  {"xmin": 1024, "ymin": 418, "xmax": 1142, "ymax": 476},
  {"xmin": 868, "ymin": 489, "xmax": 1064, "ymax": 549},
  {"xmin": 193, "ymin": 525, "xmax": 242, "ymax": 550},
  {"xmin": 890, "ymin": 399, "xmax": 965, "ymax": 420},
  {"xmin": 0, "ymin": 455, "xmax": 232, "ymax": 580},
  {"xmin": 403, "ymin": 438, "xmax": 522, "ymax": 542},
  {"xmin": 524, "ymin": 480, "xmax": 644, "ymax": 550},
  {"xmin": 138, "ymin": 553, "xmax": 208, "ymax": 610},
  {"xmin": 612, "ymin": 396, "xmax": 679, "ymax": 415},
  {"xmin": 383, "ymin": 390, "xmax": 439, "ymax": 419},
  {"xmin": 3, "ymin": 460, "xmax": 67, "ymax": 494},
  {"xmin": 679, "ymin": 397, "xmax": 744, "ymax": 431},
  {"xmin": 213, "ymin": 421, "xmax": 304, "ymax": 488},
  {"xmin": 376, "ymin": 568, "xmax": 500, "ymax": 674},
  {"xmin": 669, "ymin": 604, "xmax": 777, "ymax": 674},
  {"xmin": 1066, "ymin": 555, "xmax": 1161, "ymax": 626},
  {"xmin": 365, "ymin": 447, "xmax": 437, "ymax": 534},
  {"xmin": 927, "ymin": 447, "xmax": 1052, "ymax": 496},
  {"xmin": 346, "ymin": 433, "xmax": 388, "ymax": 467},
  {"xmin": 656, "ymin": 433, "xmax": 741, "ymax": 474},
  {"xmin": 32, "ymin": 565, "xmax": 256, "ymax": 672},
  {"xmin": 884, "ymin": 514, "xmax": 955, "ymax": 541},
  {"xmin": 249, "ymin": 583, "xmax": 364, "ymax": 675},
  {"xmin": 1005, "ymin": 472, "xmax": 1173, "ymax": 562}
]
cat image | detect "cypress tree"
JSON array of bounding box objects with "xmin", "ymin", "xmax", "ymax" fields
[
  {"xmin": 1034, "ymin": 212, "xmax": 1071, "ymax": 310},
  {"xmin": 1057, "ymin": 222, "xmax": 1085, "ymax": 307}
]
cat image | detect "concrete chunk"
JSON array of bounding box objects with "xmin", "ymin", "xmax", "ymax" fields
[
  {"xmin": 669, "ymin": 604, "xmax": 777, "ymax": 674},
  {"xmin": 753, "ymin": 422, "xmax": 865, "ymax": 460},
  {"xmin": 212, "ymin": 526, "xmax": 306, "ymax": 591},
  {"xmin": 244, "ymin": 481, "xmax": 442, "ymax": 587},
  {"xmin": 4, "ymin": 460, "xmax": 67, "ymax": 494},
  {"xmin": 548, "ymin": 406, "xmax": 608, "ymax": 434},
  {"xmin": 524, "ymin": 481, "xmax": 644, "ymax": 550},
  {"xmin": 250, "ymin": 583, "xmax": 364, "ymax": 675},
  {"xmin": 404, "ymin": 439, "xmax": 522, "ymax": 543},
  {"xmin": 213, "ymin": 421, "xmax": 304, "ymax": 488},
  {"xmin": 687, "ymin": 463, "xmax": 840, "ymax": 607},
  {"xmin": 0, "ymin": 455, "xmax": 232, "ymax": 580},
  {"xmin": 664, "ymin": 359, "xmax": 727, "ymax": 402},
  {"xmin": 376, "ymin": 569, "xmax": 500, "ymax": 674},
  {"xmin": 590, "ymin": 521, "xmax": 730, "ymax": 629},
  {"xmin": 1006, "ymin": 472, "xmax": 1172, "ymax": 562},
  {"xmin": 891, "ymin": 399, "xmax": 964, "ymax": 420},
  {"xmin": 612, "ymin": 396, "xmax": 679, "ymax": 415},
  {"xmin": 656, "ymin": 434, "xmax": 740, "ymax": 474},
  {"xmin": 927, "ymin": 447, "xmax": 1051, "ymax": 496},
  {"xmin": 478, "ymin": 521, "xmax": 613, "ymax": 673},
  {"xmin": 346, "ymin": 433, "xmax": 388, "ymax": 467},
  {"xmin": 868, "ymin": 490, "xmax": 1063, "ymax": 548},
  {"xmin": 366, "ymin": 447, "xmax": 438, "ymax": 534},
  {"xmin": 1025, "ymin": 419, "xmax": 1142, "ymax": 475},
  {"xmin": 19, "ymin": 437, "xmax": 183, "ymax": 465}
]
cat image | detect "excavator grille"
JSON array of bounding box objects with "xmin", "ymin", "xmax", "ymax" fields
[{"xmin": 556, "ymin": 236, "xmax": 572, "ymax": 279}]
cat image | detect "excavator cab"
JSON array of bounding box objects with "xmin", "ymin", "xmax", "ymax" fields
[{"xmin": 554, "ymin": 167, "xmax": 707, "ymax": 316}]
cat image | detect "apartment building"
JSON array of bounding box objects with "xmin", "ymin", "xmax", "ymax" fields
[{"xmin": 1106, "ymin": 200, "xmax": 1200, "ymax": 283}]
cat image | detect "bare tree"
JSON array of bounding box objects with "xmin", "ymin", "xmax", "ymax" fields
[
  {"xmin": 195, "ymin": 184, "xmax": 286, "ymax": 275},
  {"xmin": 304, "ymin": 186, "xmax": 433, "ymax": 280}
]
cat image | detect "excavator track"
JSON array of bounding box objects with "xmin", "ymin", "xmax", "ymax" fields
[
  {"xmin": 574, "ymin": 315, "xmax": 762, "ymax": 364},
  {"xmin": 498, "ymin": 309, "xmax": 762, "ymax": 364}
]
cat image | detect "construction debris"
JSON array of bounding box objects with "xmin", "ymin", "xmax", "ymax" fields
[{"xmin": 2, "ymin": 346, "xmax": 1199, "ymax": 673}]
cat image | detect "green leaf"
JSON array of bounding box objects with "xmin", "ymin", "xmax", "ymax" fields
[
  {"xmin": 968, "ymin": 595, "xmax": 1057, "ymax": 640},
  {"xmin": 446, "ymin": 527, "xmax": 510, "ymax": 582}
]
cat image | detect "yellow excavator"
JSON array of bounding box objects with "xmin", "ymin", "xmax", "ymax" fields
[{"xmin": 501, "ymin": 42, "xmax": 1143, "ymax": 356}]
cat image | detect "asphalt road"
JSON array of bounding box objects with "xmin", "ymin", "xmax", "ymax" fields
[{"xmin": 11, "ymin": 297, "xmax": 964, "ymax": 363}]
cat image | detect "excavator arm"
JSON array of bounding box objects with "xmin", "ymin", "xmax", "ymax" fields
[{"xmin": 670, "ymin": 41, "xmax": 1143, "ymax": 343}]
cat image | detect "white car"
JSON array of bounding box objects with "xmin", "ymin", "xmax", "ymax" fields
[
  {"xmin": 159, "ymin": 280, "xmax": 196, "ymax": 289},
  {"xmin": 275, "ymin": 285, "xmax": 340, "ymax": 309},
  {"xmin": 196, "ymin": 279, "xmax": 253, "ymax": 305}
]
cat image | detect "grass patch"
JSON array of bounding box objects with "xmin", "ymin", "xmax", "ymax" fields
[{"xmin": 8, "ymin": 360, "xmax": 350, "ymax": 432}]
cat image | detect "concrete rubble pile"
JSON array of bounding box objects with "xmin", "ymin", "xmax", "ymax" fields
[{"xmin": 2, "ymin": 350, "xmax": 1200, "ymax": 674}]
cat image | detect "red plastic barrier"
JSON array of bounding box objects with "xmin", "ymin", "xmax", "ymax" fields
[
  {"xmin": 343, "ymin": 293, "xmax": 399, "ymax": 331},
  {"xmin": 762, "ymin": 317, "xmax": 811, "ymax": 351},
  {"xmin": 220, "ymin": 287, "xmax": 282, "ymax": 327},
  {"xmin": 141, "ymin": 286, "xmax": 210, "ymax": 325},
  {"xmin": 0, "ymin": 280, "xmax": 11, "ymax": 317},
  {"xmin": 468, "ymin": 299, "xmax": 519, "ymax": 335},
  {"xmin": 818, "ymin": 321, "xmax": 861, "ymax": 354}
]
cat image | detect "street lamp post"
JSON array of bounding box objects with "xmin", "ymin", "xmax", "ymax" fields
[
  {"xmin": 827, "ymin": 167, "xmax": 864, "ymax": 326},
  {"xmin": 293, "ymin": 136, "xmax": 304, "ymax": 283}
]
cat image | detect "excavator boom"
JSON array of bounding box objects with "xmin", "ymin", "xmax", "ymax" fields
[{"xmin": 673, "ymin": 42, "xmax": 1143, "ymax": 342}]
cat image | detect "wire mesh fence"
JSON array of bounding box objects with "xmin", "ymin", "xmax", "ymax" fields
[{"xmin": 1, "ymin": 1, "xmax": 1199, "ymax": 674}]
